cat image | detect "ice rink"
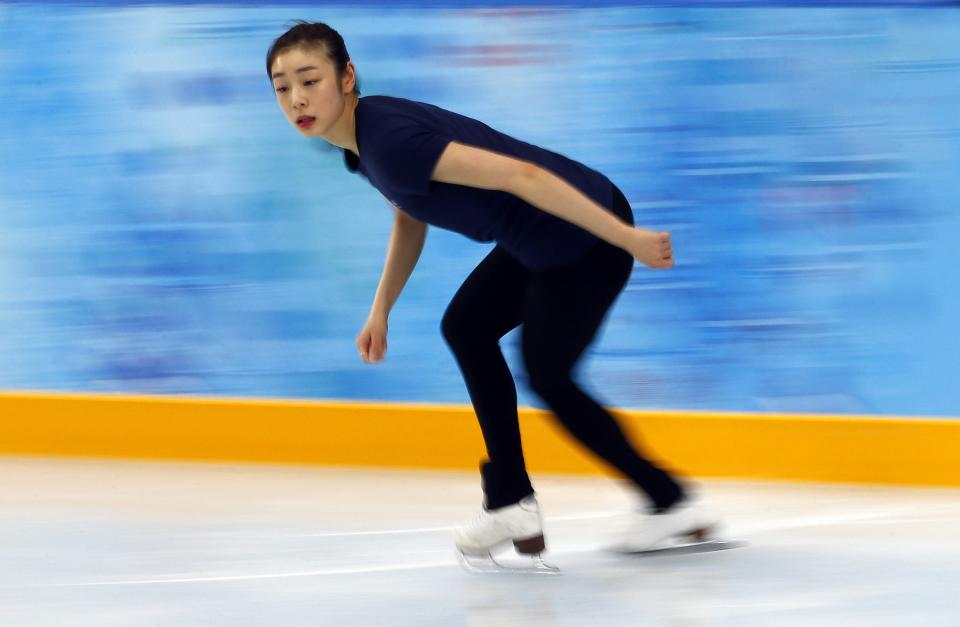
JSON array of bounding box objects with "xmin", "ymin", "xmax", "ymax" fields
[{"xmin": 1, "ymin": 456, "xmax": 958, "ymax": 627}]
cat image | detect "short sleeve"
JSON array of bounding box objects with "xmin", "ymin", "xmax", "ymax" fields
[{"xmin": 365, "ymin": 114, "xmax": 451, "ymax": 196}]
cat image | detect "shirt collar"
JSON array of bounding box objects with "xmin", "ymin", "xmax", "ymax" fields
[
  {"xmin": 343, "ymin": 96, "xmax": 364, "ymax": 173},
  {"xmin": 344, "ymin": 148, "xmax": 360, "ymax": 172}
]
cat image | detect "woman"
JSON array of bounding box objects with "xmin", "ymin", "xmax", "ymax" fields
[{"xmin": 267, "ymin": 21, "xmax": 719, "ymax": 569}]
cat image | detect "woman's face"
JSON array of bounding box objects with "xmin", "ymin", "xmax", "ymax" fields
[{"xmin": 271, "ymin": 46, "xmax": 355, "ymax": 138}]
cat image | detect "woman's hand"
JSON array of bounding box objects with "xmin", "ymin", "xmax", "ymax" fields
[
  {"xmin": 623, "ymin": 227, "xmax": 675, "ymax": 270},
  {"xmin": 356, "ymin": 313, "xmax": 389, "ymax": 364}
]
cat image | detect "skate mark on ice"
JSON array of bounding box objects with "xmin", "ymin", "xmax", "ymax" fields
[
  {"xmin": 31, "ymin": 560, "xmax": 455, "ymax": 587},
  {"xmin": 293, "ymin": 510, "xmax": 620, "ymax": 538}
]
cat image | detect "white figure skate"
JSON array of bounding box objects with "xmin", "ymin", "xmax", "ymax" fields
[
  {"xmin": 455, "ymin": 495, "xmax": 560, "ymax": 575},
  {"xmin": 609, "ymin": 494, "xmax": 738, "ymax": 556}
]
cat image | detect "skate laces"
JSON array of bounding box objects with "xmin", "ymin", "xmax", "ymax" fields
[
  {"xmin": 519, "ymin": 496, "xmax": 539, "ymax": 511},
  {"xmin": 466, "ymin": 508, "xmax": 492, "ymax": 530},
  {"xmin": 466, "ymin": 497, "xmax": 538, "ymax": 530}
]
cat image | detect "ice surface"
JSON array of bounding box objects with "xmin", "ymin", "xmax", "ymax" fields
[{"xmin": 0, "ymin": 457, "xmax": 958, "ymax": 627}]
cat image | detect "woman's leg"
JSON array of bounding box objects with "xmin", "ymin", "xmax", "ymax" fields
[
  {"xmin": 520, "ymin": 186, "xmax": 686, "ymax": 510},
  {"xmin": 441, "ymin": 246, "xmax": 534, "ymax": 509}
]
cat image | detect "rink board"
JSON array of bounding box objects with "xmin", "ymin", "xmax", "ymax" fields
[{"xmin": 1, "ymin": 392, "xmax": 958, "ymax": 487}]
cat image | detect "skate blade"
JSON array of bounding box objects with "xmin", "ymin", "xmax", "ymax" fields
[
  {"xmin": 612, "ymin": 538, "xmax": 745, "ymax": 557},
  {"xmin": 457, "ymin": 550, "xmax": 561, "ymax": 575}
]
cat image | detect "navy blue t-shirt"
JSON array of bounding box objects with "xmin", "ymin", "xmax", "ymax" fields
[{"xmin": 343, "ymin": 95, "xmax": 615, "ymax": 271}]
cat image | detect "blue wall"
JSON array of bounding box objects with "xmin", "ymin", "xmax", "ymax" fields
[{"xmin": 1, "ymin": 3, "xmax": 957, "ymax": 416}]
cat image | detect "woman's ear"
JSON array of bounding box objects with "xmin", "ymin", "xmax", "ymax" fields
[{"xmin": 342, "ymin": 61, "xmax": 357, "ymax": 94}]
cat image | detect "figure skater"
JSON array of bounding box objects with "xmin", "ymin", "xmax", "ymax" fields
[{"xmin": 266, "ymin": 21, "xmax": 720, "ymax": 572}]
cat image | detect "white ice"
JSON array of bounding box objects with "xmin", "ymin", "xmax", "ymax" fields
[{"xmin": 0, "ymin": 456, "xmax": 958, "ymax": 627}]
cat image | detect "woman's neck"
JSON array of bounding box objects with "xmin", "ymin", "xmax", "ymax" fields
[{"xmin": 326, "ymin": 92, "xmax": 360, "ymax": 156}]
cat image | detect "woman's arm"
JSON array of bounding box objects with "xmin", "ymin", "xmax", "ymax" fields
[
  {"xmin": 369, "ymin": 202, "xmax": 428, "ymax": 320},
  {"xmin": 357, "ymin": 200, "xmax": 428, "ymax": 365},
  {"xmin": 430, "ymin": 142, "xmax": 673, "ymax": 269}
]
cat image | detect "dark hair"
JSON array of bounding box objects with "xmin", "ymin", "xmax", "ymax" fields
[{"xmin": 266, "ymin": 21, "xmax": 361, "ymax": 96}]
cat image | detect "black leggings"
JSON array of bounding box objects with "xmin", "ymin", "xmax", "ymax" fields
[{"xmin": 441, "ymin": 185, "xmax": 686, "ymax": 510}]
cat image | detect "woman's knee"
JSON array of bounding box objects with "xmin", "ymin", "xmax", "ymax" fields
[
  {"xmin": 441, "ymin": 305, "xmax": 492, "ymax": 351},
  {"xmin": 525, "ymin": 361, "xmax": 574, "ymax": 400},
  {"xmin": 440, "ymin": 306, "xmax": 466, "ymax": 347}
]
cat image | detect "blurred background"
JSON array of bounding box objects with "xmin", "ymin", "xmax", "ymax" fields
[{"xmin": 1, "ymin": 0, "xmax": 958, "ymax": 417}]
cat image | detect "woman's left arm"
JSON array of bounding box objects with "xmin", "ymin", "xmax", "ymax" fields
[{"xmin": 431, "ymin": 141, "xmax": 673, "ymax": 269}]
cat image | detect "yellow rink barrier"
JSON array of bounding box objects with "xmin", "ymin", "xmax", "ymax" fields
[{"xmin": 1, "ymin": 391, "xmax": 959, "ymax": 487}]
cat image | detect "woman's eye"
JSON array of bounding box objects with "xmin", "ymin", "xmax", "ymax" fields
[
  {"xmin": 304, "ymin": 80, "xmax": 317, "ymax": 86},
  {"xmin": 275, "ymin": 86, "xmax": 287, "ymax": 93}
]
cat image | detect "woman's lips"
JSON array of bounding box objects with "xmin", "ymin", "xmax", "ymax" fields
[{"xmin": 297, "ymin": 117, "xmax": 316, "ymax": 128}]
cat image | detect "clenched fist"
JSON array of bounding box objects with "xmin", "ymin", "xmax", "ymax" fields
[
  {"xmin": 356, "ymin": 314, "xmax": 388, "ymax": 364},
  {"xmin": 623, "ymin": 227, "xmax": 674, "ymax": 270}
]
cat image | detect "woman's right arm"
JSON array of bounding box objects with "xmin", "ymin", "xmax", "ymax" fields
[{"xmin": 357, "ymin": 202, "xmax": 427, "ymax": 363}]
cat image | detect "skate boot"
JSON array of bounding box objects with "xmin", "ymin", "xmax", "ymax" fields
[
  {"xmin": 455, "ymin": 495, "xmax": 560, "ymax": 574},
  {"xmin": 609, "ymin": 493, "xmax": 733, "ymax": 555}
]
